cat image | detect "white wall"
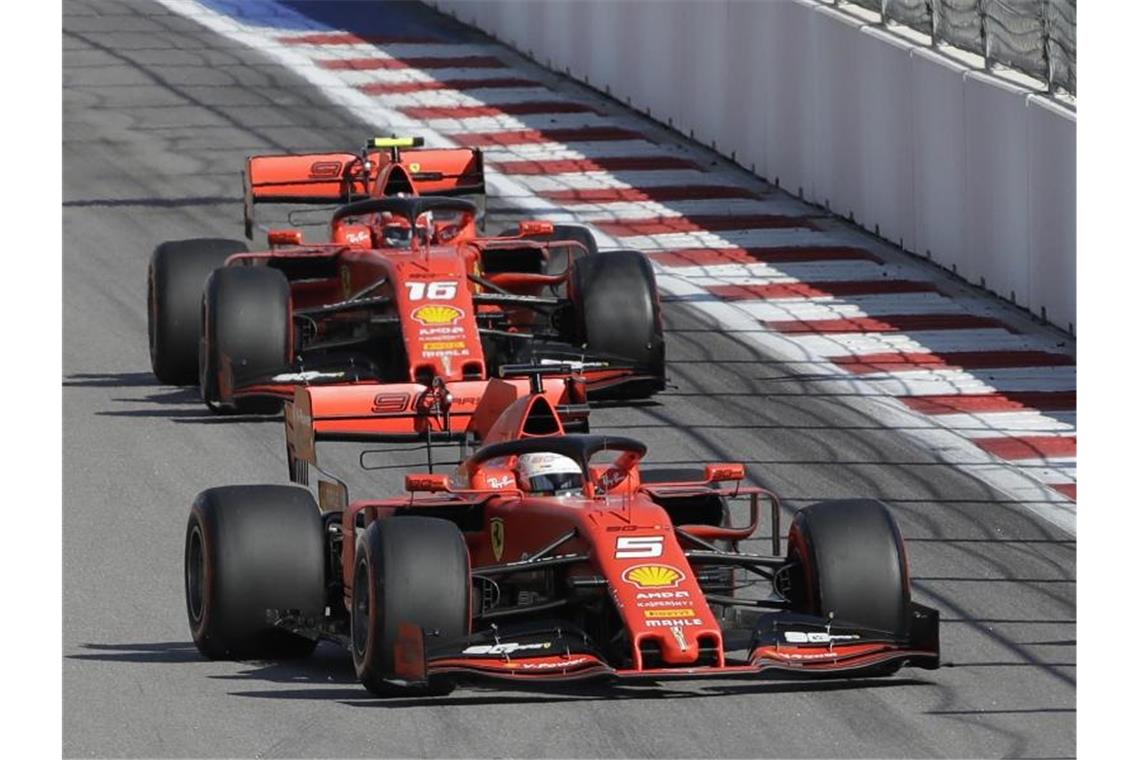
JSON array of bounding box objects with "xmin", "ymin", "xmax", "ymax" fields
[{"xmin": 431, "ymin": 0, "xmax": 1076, "ymax": 332}]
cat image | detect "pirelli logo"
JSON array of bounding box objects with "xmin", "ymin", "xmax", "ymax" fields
[{"xmin": 644, "ymin": 608, "xmax": 696, "ymax": 619}]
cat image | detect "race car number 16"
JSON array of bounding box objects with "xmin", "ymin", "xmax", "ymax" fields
[
  {"xmin": 615, "ymin": 536, "xmax": 664, "ymax": 558},
  {"xmin": 406, "ymin": 281, "xmax": 458, "ymax": 300}
]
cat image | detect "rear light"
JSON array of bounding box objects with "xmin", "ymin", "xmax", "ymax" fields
[
  {"xmin": 267, "ymin": 229, "xmax": 303, "ymax": 246},
  {"xmin": 704, "ymin": 463, "xmax": 745, "ymax": 483},
  {"xmin": 405, "ymin": 473, "xmax": 451, "ymax": 493},
  {"xmin": 517, "ymin": 220, "xmax": 555, "ymax": 237}
]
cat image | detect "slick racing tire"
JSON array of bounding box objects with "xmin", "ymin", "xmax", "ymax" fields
[
  {"xmin": 185, "ymin": 485, "xmax": 324, "ymax": 660},
  {"xmin": 148, "ymin": 238, "xmax": 248, "ymax": 385},
  {"xmin": 568, "ymin": 250, "xmax": 665, "ymax": 399},
  {"xmin": 785, "ymin": 499, "xmax": 910, "ymax": 639},
  {"xmin": 352, "ymin": 517, "xmax": 470, "ymax": 697},
  {"xmin": 199, "ymin": 265, "xmax": 292, "ymax": 414}
]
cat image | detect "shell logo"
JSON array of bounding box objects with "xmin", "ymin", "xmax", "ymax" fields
[
  {"xmin": 412, "ymin": 304, "xmax": 464, "ymax": 325},
  {"xmin": 621, "ymin": 564, "xmax": 685, "ymax": 590}
]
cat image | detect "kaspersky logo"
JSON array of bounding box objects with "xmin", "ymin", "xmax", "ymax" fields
[
  {"xmin": 621, "ymin": 564, "xmax": 685, "ymax": 590},
  {"xmin": 411, "ymin": 304, "xmax": 464, "ymax": 325}
]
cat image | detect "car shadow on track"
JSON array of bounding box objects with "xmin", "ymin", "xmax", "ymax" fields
[
  {"xmin": 329, "ymin": 677, "xmax": 934, "ymax": 709},
  {"xmin": 68, "ymin": 641, "xmax": 205, "ymax": 664},
  {"xmin": 219, "ymin": 677, "xmax": 932, "ymax": 707},
  {"xmin": 64, "ymin": 371, "xmax": 283, "ymax": 424},
  {"xmin": 97, "ymin": 407, "xmax": 283, "ymax": 424},
  {"xmin": 63, "ymin": 372, "xmax": 160, "ymax": 389}
]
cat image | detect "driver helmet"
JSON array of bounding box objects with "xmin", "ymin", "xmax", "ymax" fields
[
  {"xmin": 517, "ymin": 452, "xmax": 584, "ymax": 496},
  {"xmin": 378, "ymin": 212, "xmax": 412, "ymax": 249}
]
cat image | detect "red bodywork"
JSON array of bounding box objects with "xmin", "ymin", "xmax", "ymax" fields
[
  {"xmin": 209, "ymin": 141, "xmax": 653, "ymax": 430},
  {"xmin": 320, "ymin": 387, "xmax": 940, "ymax": 683}
]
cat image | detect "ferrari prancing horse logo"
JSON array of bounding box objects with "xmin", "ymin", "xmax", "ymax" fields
[{"xmin": 490, "ymin": 517, "xmax": 505, "ymax": 562}]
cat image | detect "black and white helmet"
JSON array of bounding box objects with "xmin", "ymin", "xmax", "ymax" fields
[{"xmin": 517, "ymin": 452, "xmax": 584, "ymax": 496}]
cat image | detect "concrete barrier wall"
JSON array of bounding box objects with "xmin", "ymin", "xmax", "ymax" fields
[{"xmin": 431, "ymin": 0, "xmax": 1076, "ymax": 332}]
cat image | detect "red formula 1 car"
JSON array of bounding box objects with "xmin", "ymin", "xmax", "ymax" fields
[
  {"xmin": 147, "ymin": 138, "xmax": 664, "ymax": 428},
  {"xmin": 184, "ymin": 376, "xmax": 940, "ymax": 696}
]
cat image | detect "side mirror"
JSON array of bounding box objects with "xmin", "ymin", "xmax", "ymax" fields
[
  {"xmin": 517, "ymin": 220, "xmax": 555, "ymax": 237},
  {"xmin": 704, "ymin": 463, "xmax": 745, "ymax": 484},
  {"xmin": 405, "ymin": 473, "xmax": 451, "ymax": 493},
  {"xmin": 267, "ymin": 229, "xmax": 303, "ymax": 247}
]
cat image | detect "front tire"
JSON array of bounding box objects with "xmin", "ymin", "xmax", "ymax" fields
[
  {"xmin": 148, "ymin": 238, "xmax": 247, "ymax": 385},
  {"xmin": 569, "ymin": 250, "xmax": 665, "ymax": 399},
  {"xmin": 199, "ymin": 265, "xmax": 292, "ymax": 414},
  {"xmin": 352, "ymin": 517, "xmax": 470, "ymax": 697},
  {"xmin": 185, "ymin": 485, "xmax": 325, "ymax": 660},
  {"xmin": 785, "ymin": 499, "xmax": 910, "ymax": 638}
]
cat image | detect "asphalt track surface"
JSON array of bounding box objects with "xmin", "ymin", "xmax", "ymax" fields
[{"xmin": 63, "ymin": 1, "xmax": 1075, "ymax": 757}]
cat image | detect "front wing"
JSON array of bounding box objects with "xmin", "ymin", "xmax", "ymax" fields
[{"xmin": 391, "ymin": 605, "xmax": 940, "ymax": 687}]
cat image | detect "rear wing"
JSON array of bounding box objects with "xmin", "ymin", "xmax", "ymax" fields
[
  {"xmin": 242, "ymin": 143, "xmax": 485, "ymax": 238},
  {"xmin": 281, "ymin": 375, "xmax": 585, "ymax": 470}
]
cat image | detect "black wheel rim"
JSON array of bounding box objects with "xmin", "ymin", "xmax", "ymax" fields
[
  {"xmin": 186, "ymin": 524, "xmax": 205, "ymax": 624},
  {"xmin": 352, "ymin": 558, "xmax": 370, "ymax": 658}
]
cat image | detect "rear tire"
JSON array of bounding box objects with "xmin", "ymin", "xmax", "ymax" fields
[
  {"xmin": 569, "ymin": 250, "xmax": 665, "ymax": 399},
  {"xmin": 148, "ymin": 239, "xmax": 247, "ymax": 385},
  {"xmin": 785, "ymin": 499, "xmax": 910, "ymax": 638},
  {"xmin": 185, "ymin": 485, "xmax": 324, "ymax": 660},
  {"xmin": 352, "ymin": 517, "xmax": 470, "ymax": 697},
  {"xmin": 200, "ymin": 265, "xmax": 292, "ymax": 414}
]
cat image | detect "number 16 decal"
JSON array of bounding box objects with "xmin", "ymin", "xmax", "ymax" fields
[
  {"xmin": 615, "ymin": 536, "xmax": 664, "ymax": 558},
  {"xmin": 405, "ymin": 281, "xmax": 457, "ymax": 300}
]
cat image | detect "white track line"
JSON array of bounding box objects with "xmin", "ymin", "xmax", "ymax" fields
[
  {"xmin": 364, "ymin": 88, "xmax": 561, "ymax": 108},
  {"xmin": 479, "ymin": 141, "xmax": 671, "ymax": 160},
  {"xmin": 934, "ymin": 411, "xmax": 1076, "ymax": 434},
  {"xmin": 505, "ymin": 171, "xmax": 741, "ymax": 191},
  {"xmin": 768, "ymin": 329, "xmax": 1066, "ymax": 357},
  {"xmin": 328, "ymin": 67, "xmax": 531, "ymax": 85},
  {"xmin": 278, "ymin": 42, "xmax": 502, "ymax": 58},
  {"xmin": 655, "ymin": 261, "xmax": 904, "ymax": 284}
]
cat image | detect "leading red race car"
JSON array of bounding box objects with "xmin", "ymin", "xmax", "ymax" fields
[
  {"xmin": 184, "ymin": 374, "xmax": 940, "ymax": 696},
  {"xmin": 147, "ymin": 138, "xmax": 665, "ymax": 430}
]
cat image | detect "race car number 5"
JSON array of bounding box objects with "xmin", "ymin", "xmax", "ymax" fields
[
  {"xmin": 406, "ymin": 281, "xmax": 457, "ymax": 300},
  {"xmin": 615, "ymin": 536, "xmax": 664, "ymax": 558}
]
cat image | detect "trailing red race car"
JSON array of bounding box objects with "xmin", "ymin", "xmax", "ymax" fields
[
  {"xmin": 147, "ymin": 138, "xmax": 665, "ymax": 428},
  {"xmin": 184, "ymin": 373, "xmax": 940, "ymax": 696}
]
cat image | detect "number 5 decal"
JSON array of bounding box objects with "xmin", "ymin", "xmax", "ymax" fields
[{"xmin": 615, "ymin": 536, "xmax": 664, "ymax": 559}]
